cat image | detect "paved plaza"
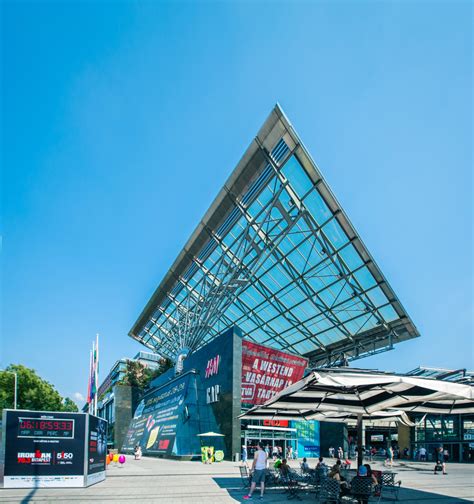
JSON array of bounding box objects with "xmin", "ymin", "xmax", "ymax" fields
[{"xmin": 1, "ymin": 457, "xmax": 473, "ymax": 503}]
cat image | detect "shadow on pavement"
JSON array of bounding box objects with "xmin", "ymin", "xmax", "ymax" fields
[
  {"xmin": 213, "ymin": 476, "xmax": 473, "ymax": 503},
  {"xmin": 20, "ymin": 488, "xmax": 37, "ymax": 503}
]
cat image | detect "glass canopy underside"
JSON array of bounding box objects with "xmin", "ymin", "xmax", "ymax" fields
[{"xmin": 130, "ymin": 106, "xmax": 419, "ymax": 366}]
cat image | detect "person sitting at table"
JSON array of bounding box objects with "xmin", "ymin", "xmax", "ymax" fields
[
  {"xmin": 350, "ymin": 466, "xmax": 373, "ymax": 504},
  {"xmin": 316, "ymin": 456, "xmax": 328, "ymax": 475},
  {"xmin": 329, "ymin": 460, "xmax": 351, "ymax": 497},
  {"xmin": 279, "ymin": 458, "xmax": 290, "ymax": 478},
  {"xmin": 363, "ymin": 463, "xmax": 378, "ymax": 485},
  {"xmin": 300, "ymin": 457, "xmax": 310, "ymax": 473},
  {"xmin": 329, "ymin": 459, "xmax": 343, "ymax": 480},
  {"xmin": 273, "ymin": 457, "xmax": 282, "ymax": 469}
]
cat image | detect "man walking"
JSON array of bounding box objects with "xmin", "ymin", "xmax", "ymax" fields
[{"xmin": 244, "ymin": 442, "xmax": 267, "ymax": 500}]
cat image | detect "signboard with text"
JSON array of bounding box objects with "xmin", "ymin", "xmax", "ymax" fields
[
  {"xmin": 241, "ymin": 340, "xmax": 308, "ymax": 405},
  {"xmin": 122, "ymin": 373, "xmax": 191, "ymax": 456},
  {"xmin": 1, "ymin": 410, "xmax": 107, "ymax": 488}
]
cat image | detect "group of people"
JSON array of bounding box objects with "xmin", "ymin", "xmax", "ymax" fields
[
  {"xmin": 328, "ymin": 446, "xmax": 344, "ymax": 459},
  {"xmin": 243, "ymin": 444, "xmax": 382, "ymax": 502}
]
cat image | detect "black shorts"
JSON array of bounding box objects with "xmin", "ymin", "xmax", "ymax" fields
[{"xmin": 252, "ymin": 469, "xmax": 266, "ymax": 484}]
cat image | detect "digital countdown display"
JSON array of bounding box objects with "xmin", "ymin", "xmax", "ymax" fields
[{"xmin": 18, "ymin": 417, "xmax": 75, "ymax": 439}]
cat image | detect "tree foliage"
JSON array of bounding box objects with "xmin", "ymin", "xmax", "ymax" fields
[
  {"xmin": 0, "ymin": 364, "xmax": 78, "ymax": 412},
  {"xmin": 119, "ymin": 358, "xmax": 173, "ymax": 391}
]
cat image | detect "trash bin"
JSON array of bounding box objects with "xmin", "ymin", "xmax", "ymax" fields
[{"xmin": 234, "ymin": 453, "xmax": 240, "ymax": 462}]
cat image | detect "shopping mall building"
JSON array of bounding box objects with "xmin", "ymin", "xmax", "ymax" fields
[{"xmin": 116, "ymin": 105, "xmax": 472, "ymax": 462}]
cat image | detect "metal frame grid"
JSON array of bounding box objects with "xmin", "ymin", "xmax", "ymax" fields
[{"xmin": 129, "ymin": 105, "xmax": 419, "ymax": 367}]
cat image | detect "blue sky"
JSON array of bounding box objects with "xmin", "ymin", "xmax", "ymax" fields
[{"xmin": 1, "ymin": 1, "xmax": 472, "ymax": 406}]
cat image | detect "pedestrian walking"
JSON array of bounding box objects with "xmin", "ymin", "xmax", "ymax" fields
[
  {"xmin": 243, "ymin": 442, "xmax": 268, "ymax": 501},
  {"xmin": 242, "ymin": 445, "xmax": 248, "ymax": 464}
]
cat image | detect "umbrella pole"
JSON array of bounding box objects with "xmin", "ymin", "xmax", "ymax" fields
[{"xmin": 357, "ymin": 414, "xmax": 364, "ymax": 468}]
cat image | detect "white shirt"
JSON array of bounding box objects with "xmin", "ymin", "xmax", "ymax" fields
[{"xmin": 255, "ymin": 449, "xmax": 267, "ymax": 470}]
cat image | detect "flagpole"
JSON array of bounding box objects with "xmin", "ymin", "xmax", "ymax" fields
[
  {"xmin": 94, "ymin": 334, "xmax": 99, "ymax": 416},
  {"xmin": 87, "ymin": 349, "xmax": 92, "ymax": 414}
]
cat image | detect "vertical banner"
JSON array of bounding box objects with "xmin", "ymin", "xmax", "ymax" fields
[
  {"xmin": 241, "ymin": 340, "xmax": 308, "ymax": 405},
  {"xmin": 86, "ymin": 414, "xmax": 108, "ymax": 486}
]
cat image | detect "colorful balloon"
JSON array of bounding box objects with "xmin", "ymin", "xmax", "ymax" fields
[
  {"xmin": 113, "ymin": 453, "xmax": 119, "ymax": 462},
  {"xmin": 106, "ymin": 457, "xmax": 110, "ymax": 465},
  {"xmin": 119, "ymin": 455, "xmax": 126, "ymax": 464}
]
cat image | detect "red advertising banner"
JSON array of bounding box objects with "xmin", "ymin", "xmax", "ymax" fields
[{"xmin": 241, "ymin": 340, "xmax": 308, "ymax": 405}]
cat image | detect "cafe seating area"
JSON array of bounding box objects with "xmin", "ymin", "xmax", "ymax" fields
[{"xmin": 240, "ymin": 464, "xmax": 402, "ymax": 502}]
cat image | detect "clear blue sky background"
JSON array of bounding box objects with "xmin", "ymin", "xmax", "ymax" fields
[{"xmin": 1, "ymin": 1, "xmax": 472, "ymax": 406}]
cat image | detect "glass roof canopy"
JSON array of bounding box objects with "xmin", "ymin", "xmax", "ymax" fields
[{"xmin": 129, "ymin": 105, "xmax": 419, "ymax": 367}]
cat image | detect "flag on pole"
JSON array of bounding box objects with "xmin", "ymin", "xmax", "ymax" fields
[
  {"xmin": 86, "ymin": 335, "xmax": 100, "ymax": 415},
  {"xmin": 86, "ymin": 349, "xmax": 93, "ymax": 405},
  {"xmin": 94, "ymin": 334, "xmax": 99, "ymax": 416}
]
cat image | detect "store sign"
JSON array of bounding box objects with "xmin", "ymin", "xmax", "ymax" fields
[
  {"xmin": 205, "ymin": 355, "xmax": 220, "ymax": 378},
  {"xmin": 206, "ymin": 384, "xmax": 221, "ymax": 404},
  {"xmin": 263, "ymin": 419, "xmax": 289, "ymax": 427},
  {"xmin": 241, "ymin": 341, "xmax": 308, "ymax": 405},
  {"xmin": 371, "ymin": 434, "xmax": 384, "ymax": 442}
]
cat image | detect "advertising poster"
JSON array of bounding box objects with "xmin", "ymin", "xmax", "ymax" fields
[
  {"xmin": 122, "ymin": 373, "xmax": 190, "ymax": 456},
  {"xmin": 294, "ymin": 420, "xmax": 320, "ymax": 458},
  {"xmin": 241, "ymin": 340, "xmax": 308, "ymax": 405},
  {"xmin": 2, "ymin": 410, "xmax": 86, "ymax": 488},
  {"xmin": 86, "ymin": 415, "xmax": 107, "ymax": 485}
]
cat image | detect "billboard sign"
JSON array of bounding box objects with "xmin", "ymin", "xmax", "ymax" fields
[
  {"xmin": 3, "ymin": 411, "xmax": 87, "ymax": 488},
  {"xmin": 241, "ymin": 340, "xmax": 308, "ymax": 405},
  {"xmin": 122, "ymin": 373, "xmax": 190, "ymax": 456}
]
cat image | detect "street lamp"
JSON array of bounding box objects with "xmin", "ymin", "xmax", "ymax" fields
[{"xmin": 1, "ymin": 370, "xmax": 17, "ymax": 409}]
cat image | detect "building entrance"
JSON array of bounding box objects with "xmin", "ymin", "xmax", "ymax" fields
[{"xmin": 243, "ymin": 426, "xmax": 299, "ymax": 459}]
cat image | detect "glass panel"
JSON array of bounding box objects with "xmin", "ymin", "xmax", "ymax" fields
[
  {"xmin": 365, "ymin": 286, "xmax": 389, "ymax": 308},
  {"xmin": 379, "ymin": 305, "xmax": 399, "ymax": 322},
  {"xmin": 303, "ymin": 190, "xmax": 332, "ymax": 225},
  {"xmin": 353, "ymin": 266, "xmax": 377, "ymax": 290},
  {"xmin": 281, "ymin": 156, "xmax": 313, "ymax": 200},
  {"xmin": 338, "ymin": 244, "xmax": 363, "ymax": 270},
  {"xmin": 322, "ymin": 218, "xmax": 349, "ymax": 249}
]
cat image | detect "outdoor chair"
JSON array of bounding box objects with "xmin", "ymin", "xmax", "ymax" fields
[
  {"xmin": 239, "ymin": 465, "xmax": 251, "ymax": 490},
  {"xmin": 282, "ymin": 469, "xmax": 304, "ymax": 500},
  {"xmin": 319, "ymin": 477, "xmax": 341, "ymax": 503},
  {"xmin": 377, "ymin": 472, "xmax": 401, "ymax": 502},
  {"xmin": 265, "ymin": 468, "xmax": 281, "ymax": 488},
  {"xmin": 350, "ymin": 477, "xmax": 373, "ymax": 503},
  {"xmin": 311, "ymin": 468, "xmax": 328, "ymax": 496}
]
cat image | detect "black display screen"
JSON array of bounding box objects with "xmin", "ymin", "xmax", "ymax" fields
[{"xmin": 18, "ymin": 417, "xmax": 75, "ymax": 439}]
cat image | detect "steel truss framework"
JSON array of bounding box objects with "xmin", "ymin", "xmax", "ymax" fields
[{"xmin": 130, "ymin": 105, "xmax": 419, "ymax": 367}]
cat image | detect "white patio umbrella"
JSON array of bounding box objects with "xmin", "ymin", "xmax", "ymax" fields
[
  {"xmin": 197, "ymin": 432, "xmax": 225, "ymax": 437},
  {"xmin": 240, "ymin": 367, "xmax": 474, "ymax": 466}
]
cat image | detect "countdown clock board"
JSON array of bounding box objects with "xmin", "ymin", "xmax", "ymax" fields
[{"xmin": 1, "ymin": 410, "xmax": 108, "ymax": 488}]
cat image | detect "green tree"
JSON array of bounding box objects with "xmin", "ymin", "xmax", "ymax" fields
[
  {"xmin": 119, "ymin": 358, "xmax": 173, "ymax": 391},
  {"xmin": 119, "ymin": 360, "xmax": 150, "ymax": 390},
  {"xmin": 62, "ymin": 397, "xmax": 79, "ymax": 412},
  {"xmin": 0, "ymin": 364, "xmax": 78, "ymax": 412}
]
